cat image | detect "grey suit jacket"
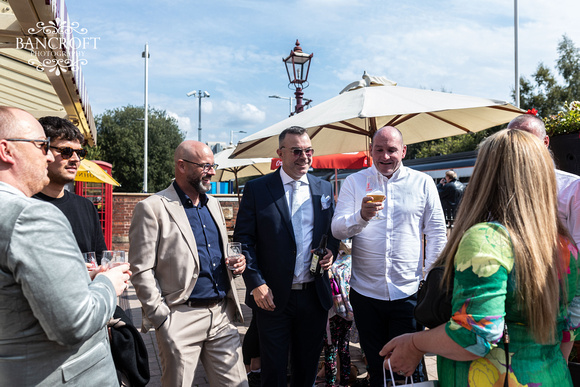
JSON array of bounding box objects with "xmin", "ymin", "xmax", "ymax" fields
[
  {"xmin": 129, "ymin": 183, "xmax": 243, "ymax": 332},
  {"xmin": 0, "ymin": 182, "xmax": 118, "ymax": 386}
]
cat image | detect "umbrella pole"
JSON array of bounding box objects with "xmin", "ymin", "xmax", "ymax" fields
[
  {"xmin": 334, "ymin": 168, "xmax": 338, "ymax": 202},
  {"xmin": 235, "ymin": 172, "xmax": 241, "ymax": 203}
]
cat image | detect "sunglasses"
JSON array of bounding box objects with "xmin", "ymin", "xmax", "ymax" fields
[
  {"xmin": 50, "ymin": 146, "xmax": 87, "ymax": 160},
  {"xmin": 282, "ymin": 147, "xmax": 314, "ymax": 157},
  {"xmin": 181, "ymin": 159, "xmax": 218, "ymax": 172},
  {"xmin": 6, "ymin": 138, "xmax": 51, "ymax": 155}
]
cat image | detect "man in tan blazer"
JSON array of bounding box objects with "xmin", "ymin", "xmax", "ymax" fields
[{"xmin": 129, "ymin": 140, "xmax": 248, "ymax": 387}]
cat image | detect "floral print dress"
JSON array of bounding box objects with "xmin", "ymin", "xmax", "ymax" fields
[{"xmin": 437, "ymin": 222, "xmax": 580, "ymax": 386}]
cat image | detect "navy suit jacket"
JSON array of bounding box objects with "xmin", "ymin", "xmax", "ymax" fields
[{"xmin": 234, "ymin": 168, "xmax": 339, "ymax": 314}]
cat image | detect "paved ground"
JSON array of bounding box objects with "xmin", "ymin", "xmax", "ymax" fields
[{"xmin": 119, "ymin": 278, "xmax": 437, "ymax": 386}]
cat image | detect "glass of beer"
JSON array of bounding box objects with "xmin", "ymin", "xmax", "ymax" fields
[
  {"xmin": 366, "ymin": 174, "xmax": 386, "ymax": 220},
  {"xmin": 226, "ymin": 242, "xmax": 242, "ymax": 272}
]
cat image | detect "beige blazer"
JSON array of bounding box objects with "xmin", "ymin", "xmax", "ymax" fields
[{"xmin": 129, "ymin": 183, "xmax": 243, "ymax": 332}]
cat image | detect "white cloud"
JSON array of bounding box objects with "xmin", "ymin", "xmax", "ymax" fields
[{"xmin": 166, "ymin": 111, "xmax": 192, "ymax": 138}]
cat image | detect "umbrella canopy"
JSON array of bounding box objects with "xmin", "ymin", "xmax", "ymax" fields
[
  {"xmin": 213, "ymin": 147, "xmax": 273, "ymax": 200},
  {"xmin": 213, "ymin": 147, "xmax": 273, "ymax": 182},
  {"xmin": 232, "ymin": 73, "xmax": 523, "ymax": 159},
  {"xmin": 75, "ymin": 159, "xmax": 121, "ymax": 187}
]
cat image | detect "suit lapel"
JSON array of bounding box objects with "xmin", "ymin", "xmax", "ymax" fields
[
  {"xmin": 266, "ymin": 169, "xmax": 294, "ymax": 237},
  {"xmin": 161, "ymin": 185, "xmax": 199, "ymax": 260}
]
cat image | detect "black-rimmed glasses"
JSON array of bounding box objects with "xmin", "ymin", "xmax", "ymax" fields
[
  {"xmin": 181, "ymin": 159, "xmax": 218, "ymax": 172},
  {"xmin": 50, "ymin": 146, "xmax": 87, "ymax": 160},
  {"xmin": 5, "ymin": 138, "xmax": 51, "ymax": 155},
  {"xmin": 281, "ymin": 146, "xmax": 314, "ymax": 157}
]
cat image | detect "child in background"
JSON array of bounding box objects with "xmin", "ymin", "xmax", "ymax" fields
[{"xmin": 320, "ymin": 240, "xmax": 355, "ymax": 386}]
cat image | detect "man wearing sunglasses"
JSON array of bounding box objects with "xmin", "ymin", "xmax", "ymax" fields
[
  {"xmin": 234, "ymin": 126, "xmax": 339, "ymax": 386},
  {"xmin": 33, "ymin": 116, "xmax": 107, "ymax": 265},
  {"xmin": 129, "ymin": 140, "xmax": 248, "ymax": 386},
  {"xmin": 0, "ymin": 106, "xmax": 130, "ymax": 385}
]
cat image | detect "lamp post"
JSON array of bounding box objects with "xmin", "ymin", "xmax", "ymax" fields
[
  {"xmin": 269, "ymin": 95, "xmax": 294, "ymax": 116},
  {"xmin": 230, "ymin": 130, "xmax": 246, "ymax": 146},
  {"xmin": 283, "ymin": 40, "xmax": 313, "ymax": 114},
  {"xmin": 186, "ymin": 90, "xmax": 210, "ymax": 142},
  {"xmin": 141, "ymin": 43, "xmax": 150, "ymax": 193}
]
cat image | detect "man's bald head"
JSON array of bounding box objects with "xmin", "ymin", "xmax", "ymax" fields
[
  {"xmin": 0, "ymin": 107, "xmax": 19, "ymax": 138},
  {"xmin": 174, "ymin": 140, "xmax": 213, "ymax": 166},
  {"xmin": 372, "ymin": 126, "xmax": 404, "ymax": 147},
  {"xmin": 0, "ymin": 106, "xmax": 54, "ymax": 196},
  {"xmin": 507, "ymin": 114, "xmax": 549, "ymax": 146}
]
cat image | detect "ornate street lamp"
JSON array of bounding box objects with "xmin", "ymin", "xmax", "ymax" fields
[{"xmin": 283, "ymin": 40, "xmax": 313, "ymax": 114}]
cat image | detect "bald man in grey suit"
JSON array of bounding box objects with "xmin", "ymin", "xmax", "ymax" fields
[{"xmin": 0, "ymin": 106, "xmax": 131, "ymax": 386}]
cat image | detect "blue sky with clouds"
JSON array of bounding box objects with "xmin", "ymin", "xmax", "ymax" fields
[{"xmin": 65, "ymin": 0, "xmax": 580, "ymax": 145}]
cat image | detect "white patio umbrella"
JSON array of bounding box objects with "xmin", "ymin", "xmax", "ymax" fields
[
  {"xmin": 213, "ymin": 147, "xmax": 273, "ymax": 200},
  {"xmin": 232, "ymin": 73, "xmax": 524, "ymax": 159}
]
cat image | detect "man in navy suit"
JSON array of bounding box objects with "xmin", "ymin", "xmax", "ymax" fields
[{"xmin": 234, "ymin": 126, "xmax": 339, "ymax": 386}]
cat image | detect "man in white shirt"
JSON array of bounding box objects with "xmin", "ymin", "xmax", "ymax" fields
[
  {"xmin": 507, "ymin": 114, "xmax": 580, "ymax": 246},
  {"xmin": 332, "ymin": 126, "xmax": 447, "ymax": 386}
]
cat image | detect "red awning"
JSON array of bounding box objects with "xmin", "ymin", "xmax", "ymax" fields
[{"xmin": 271, "ymin": 151, "xmax": 371, "ymax": 170}]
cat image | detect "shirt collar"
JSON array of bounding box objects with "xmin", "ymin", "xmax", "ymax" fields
[
  {"xmin": 279, "ymin": 167, "xmax": 309, "ymax": 187},
  {"xmin": 370, "ymin": 163, "xmax": 406, "ymax": 181},
  {"xmin": 173, "ymin": 180, "xmax": 208, "ymax": 207}
]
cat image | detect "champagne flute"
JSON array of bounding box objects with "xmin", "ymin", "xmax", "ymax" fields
[{"xmin": 366, "ymin": 174, "xmax": 386, "ymax": 220}]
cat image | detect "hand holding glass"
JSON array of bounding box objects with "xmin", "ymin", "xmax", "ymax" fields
[
  {"xmin": 366, "ymin": 175, "xmax": 386, "ymax": 220},
  {"xmin": 102, "ymin": 250, "xmax": 127, "ymax": 269},
  {"xmin": 226, "ymin": 242, "xmax": 243, "ymax": 272},
  {"xmin": 83, "ymin": 252, "xmax": 97, "ymax": 270}
]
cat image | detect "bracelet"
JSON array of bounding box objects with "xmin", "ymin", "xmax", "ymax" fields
[{"xmin": 410, "ymin": 334, "xmax": 425, "ymax": 354}]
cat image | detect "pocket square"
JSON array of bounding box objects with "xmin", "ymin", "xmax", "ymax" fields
[{"xmin": 321, "ymin": 195, "xmax": 331, "ymax": 210}]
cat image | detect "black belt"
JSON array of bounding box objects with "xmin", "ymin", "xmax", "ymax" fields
[
  {"xmin": 291, "ymin": 282, "xmax": 314, "ymax": 290},
  {"xmin": 185, "ymin": 298, "xmax": 223, "ymax": 308}
]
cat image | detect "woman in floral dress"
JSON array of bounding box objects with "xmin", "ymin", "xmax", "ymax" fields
[{"xmin": 380, "ymin": 129, "xmax": 580, "ymax": 386}]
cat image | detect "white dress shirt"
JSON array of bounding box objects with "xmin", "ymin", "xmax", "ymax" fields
[
  {"xmin": 556, "ymin": 169, "xmax": 580, "ymax": 246},
  {"xmin": 279, "ymin": 168, "xmax": 315, "ymax": 284},
  {"xmin": 331, "ymin": 164, "xmax": 447, "ymax": 301}
]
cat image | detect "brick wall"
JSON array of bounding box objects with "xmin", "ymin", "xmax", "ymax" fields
[{"xmin": 112, "ymin": 192, "xmax": 240, "ymax": 252}]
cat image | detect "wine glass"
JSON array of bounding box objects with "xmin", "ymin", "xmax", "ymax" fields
[{"xmin": 366, "ymin": 174, "xmax": 386, "ymax": 220}]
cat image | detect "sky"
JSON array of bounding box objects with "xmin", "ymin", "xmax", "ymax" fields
[{"xmin": 65, "ymin": 0, "xmax": 580, "ymax": 146}]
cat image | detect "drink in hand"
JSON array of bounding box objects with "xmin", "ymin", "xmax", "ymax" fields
[
  {"xmin": 227, "ymin": 242, "xmax": 242, "ymax": 271},
  {"xmin": 367, "ymin": 193, "xmax": 386, "ymax": 203}
]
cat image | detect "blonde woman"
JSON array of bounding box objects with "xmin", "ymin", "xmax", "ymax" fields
[{"xmin": 380, "ymin": 129, "xmax": 580, "ymax": 385}]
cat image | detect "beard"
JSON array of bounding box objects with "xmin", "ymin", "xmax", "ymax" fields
[{"xmin": 188, "ymin": 174, "xmax": 211, "ymax": 194}]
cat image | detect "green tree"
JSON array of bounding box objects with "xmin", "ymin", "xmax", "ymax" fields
[
  {"xmin": 518, "ymin": 35, "xmax": 580, "ymax": 117},
  {"xmin": 96, "ymin": 105, "xmax": 185, "ymax": 192},
  {"xmin": 406, "ymin": 127, "xmax": 499, "ymax": 159}
]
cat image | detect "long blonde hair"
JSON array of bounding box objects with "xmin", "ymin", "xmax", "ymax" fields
[{"xmin": 435, "ymin": 129, "xmax": 564, "ymax": 343}]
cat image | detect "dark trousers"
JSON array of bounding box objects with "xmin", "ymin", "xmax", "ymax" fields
[
  {"xmin": 350, "ymin": 289, "xmax": 423, "ymax": 387},
  {"xmin": 256, "ymin": 285, "xmax": 327, "ymax": 387},
  {"xmin": 242, "ymin": 311, "xmax": 260, "ymax": 366}
]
